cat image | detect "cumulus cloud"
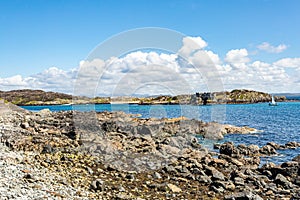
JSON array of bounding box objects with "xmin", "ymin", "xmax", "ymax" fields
[
  {"xmin": 225, "ymin": 49, "xmax": 250, "ymax": 70},
  {"xmin": 257, "ymin": 42, "xmax": 287, "ymax": 53},
  {"xmin": 273, "ymin": 58, "xmax": 300, "ymax": 68},
  {"xmin": 1, "ymin": 36, "xmax": 300, "ymax": 95},
  {"xmin": 178, "ymin": 36, "xmax": 207, "ymax": 58}
]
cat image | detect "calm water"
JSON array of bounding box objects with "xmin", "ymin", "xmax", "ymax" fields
[{"xmin": 22, "ymin": 101, "xmax": 300, "ymax": 164}]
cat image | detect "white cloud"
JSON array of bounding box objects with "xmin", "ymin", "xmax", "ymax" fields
[
  {"xmin": 257, "ymin": 42, "xmax": 287, "ymax": 53},
  {"xmin": 178, "ymin": 36, "xmax": 207, "ymax": 58},
  {"xmin": 225, "ymin": 49, "xmax": 250, "ymax": 70},
  {"xmin": 1, "ymin": 37, "xmax": 300, "ymax": 94},
  {"xmin": 273, "ymin": 58, "xmax": 300, "ymax": 68}
]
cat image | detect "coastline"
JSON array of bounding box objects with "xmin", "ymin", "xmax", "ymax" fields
[{"xmin": 0, "ymin": 101, "xmax": 299, "ymax": 199}]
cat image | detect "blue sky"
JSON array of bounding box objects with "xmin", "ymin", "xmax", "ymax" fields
[{"xmin": 1, "ymin": 0, "xmax": 300, "ymax": 94}]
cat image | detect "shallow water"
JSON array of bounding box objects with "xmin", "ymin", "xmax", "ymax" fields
[{"xmin": 22, "ymin": 102, "xmax": 300, "ymax": 164}]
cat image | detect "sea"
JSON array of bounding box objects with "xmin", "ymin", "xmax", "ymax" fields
[{"xmin": 22, "ymin": 100, "xmax": 300, "ymax": 165}]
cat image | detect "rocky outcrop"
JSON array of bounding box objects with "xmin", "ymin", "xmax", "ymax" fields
[{"xmin": 0, "ymin": 102, "xmax": 299, "ymax": 199}]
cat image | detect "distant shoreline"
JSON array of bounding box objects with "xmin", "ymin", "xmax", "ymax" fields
[{"xmin": 0, "ymin": 89, "xmax": 293, "ymax": 106}]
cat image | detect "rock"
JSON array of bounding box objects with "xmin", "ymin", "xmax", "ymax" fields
[
  {"xmin": 208, "ymin": 167, "xmax": 225, "ymax": 181},
  {"xmin": 280, "ymin": 161, "xmax": 299, "ymax": 177},
  {"xmin": 41, "ymin": 144, "xmax": 53, "ymax": 154},
  {"xmin": 153, "ymin": 172, "xmax": 162, "ymax": 179},
  {"xmin": 224, "ymin": 191, "xmax": 263, "ymax": 200},
  {"xmin": 213, "ymin": 143, "xmax": 221, "ymax": 149},
  {"xmin": 137, "ymin": 125, "xmax": 152, "ymax": 136},
  {"xmin": 202, "ymin": 122, "xmax": 226, "ymax": 140},
  {"xmin": 275, "ymin": 174, "xmax": 293, "ymax": 189},
  {"xmin": 259, "ymin": 145, "xmax": 277, "ymax": 155},
  {"xmin": 90, "ymin": 179, "xmax": 105, "ymax": 191},
  {"xmin": 21, "ymin": 122, "xmax": 30, "ymax": 129},
  {"xmin": 219, "ymin": 142, "xmax": 240, "ymax": 158},
  {"xmin": 125, "ymin": 174, "xmax": 135, "ymax": 181},
  {"xmin": 266, "ymin": 142, "xmax": 281, "ymax": 150},
  {"xmin": 292, "ymin": 154, "xmax": 300, "ymax": 163},
  {"xmin": 248, "ymin": 144, "xmax": 260, "ymax": 155},
  {"xmin": 210, "ymin": 185, "xmax": 224, "ymax": 193},
  {"xmin": 285, "ymin": 141, "xmax": 300, "ymax": 149},
  {"xmin": 37, "ymin": 109, "xmax": 52, "ymax": 117},
  {"xmin": 196, "ymin": 175, "xmax": 212, "ymax": 184},
  {"xmin": 234, "ymin": 177, "xmax": 245, "ymax": 186},
  {"xmin": 167, "ymin": 183, "xmax": 182, "ymax": 193}
]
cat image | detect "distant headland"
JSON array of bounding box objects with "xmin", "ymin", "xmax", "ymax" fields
[{"xmin": 0, "ymin": 89, "xmax": 287, "ymax": 106}]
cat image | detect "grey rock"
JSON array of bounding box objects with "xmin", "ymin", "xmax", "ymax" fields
[
  {"xmin": 234, "ymin": 177, "xmax": 245, "ymax": 186},
  {"xmin": 220, "ymin": 142, "xmax": 240, "ymax": 158},
  {"xmin": 275, "ymin": 173, "xmax": 293, "ymax": 189},
  {"xmin": 90, "ymin": 179, "xmax": 105, "ymax": 191},
  {"xmin": 259, "ymin": 145, "xmax": 277, "ymax": 155},
  {"xmin": 153, "ymin": 172, "xmax": 162, "ymax": 179},
  {"xmin": 224, "ymin": 190, "xmax": 262, "ymax": 200},
  {"xmin": 196, "ymin": 175, "xmax": 212, "ymax": 184}
]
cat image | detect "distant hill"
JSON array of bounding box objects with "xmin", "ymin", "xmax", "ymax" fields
[
  {"xmin": 0, "ymin": 89, "xmax": 287, "ymax": 106},
  {"xmin": 0, "ymin": 89, "xmax": 74, "ymax": 105}
]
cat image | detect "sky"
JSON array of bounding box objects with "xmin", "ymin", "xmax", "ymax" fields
[{"xmin": 1, "ymin": 0, "xmax": 300, "ymax": 96}]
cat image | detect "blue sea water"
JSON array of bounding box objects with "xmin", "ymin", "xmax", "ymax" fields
[{"xmin": 22, "ymin": 102, "xmax": 300, "ymax": 164}]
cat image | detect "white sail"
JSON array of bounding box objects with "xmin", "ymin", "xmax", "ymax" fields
[{"xmin": 271, "ymin": 96, "xmax": 276, "ymax": 104}]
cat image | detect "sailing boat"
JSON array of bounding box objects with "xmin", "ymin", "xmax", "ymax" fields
[{"xmin": 269, "ymin": 95, "xmax": 278, "ymax": 106}]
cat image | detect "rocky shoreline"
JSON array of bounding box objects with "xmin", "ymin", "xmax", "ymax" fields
[
  {"xmin": 0, "ymin": 102, "xmax": 299, "ymax": 199},
  {"xmin": 0, "ymin": 89, "xmax": 287, "ymax": 106}
]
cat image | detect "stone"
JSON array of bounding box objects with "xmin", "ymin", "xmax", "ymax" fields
[
  {"xmin": 196, "ymin": 175, "xmax": 212, "ymax": 184},
  {"xmin": 153, "ymin": 172, "xmax": 162, "ymax": 179},
  {"xmin": 90, "ymin": 179, "xmax": 105, "ymax": 191},
  {"xmin": 266, "ymin": 142, "xmax": 281, "ymax": 150},
  {"xmin": 224, "ymin": 190, "xmax": 262, "ymax": 200},
  {"xmin": 21, "ymin": 122, "xmax": 30, "ymax": 129},
  {"xmin": 167, "ymin": 183, "xmax": 182, "ymax": 193},
  {"xmin": 292, "ymin": 154, "xmax": 300, "ymax": 163},
  {"xmin": 234, "ymin": 177, "xmax": 245, "ymax": 186},
  {"xmin": 248, "ymin": 144, "xmax": 260, "ymax": 155},
  {"xmin": 285, "ymin": 141, "xmax": 300, "ymax": 149},
  {"xmin": 220, "ymin": 142, "xmax": 240, "ymax": 158},
  {"xmin": 275, "ymin": 174, "xmax": 293, "ymax": 189},
  {"xmin": 202, "ymin": 122, "xmax": 226, "ymax": 140},
  {"xmin": 259, "ymin": 145, "xmax": 277, "ymax": 155},
  {"xmin": 41, "ymin": 144, "xmax": 53, "ymax": 154},
  {"xmin": 125, "ymin": 174, "xmax": 135, "ymax": 181},
  {"xmin": 211, "ymin": 169, "xmax": 225, "ymax": 181}
]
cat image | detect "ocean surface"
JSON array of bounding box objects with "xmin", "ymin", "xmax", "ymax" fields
[{"xmin": 22, "ymin": 101, "xmax": 300, "ymax": 165}]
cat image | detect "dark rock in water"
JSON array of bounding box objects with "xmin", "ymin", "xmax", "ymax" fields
[
  {"xmin": 285, "ymin": 141, "xmax": 300, "ymax": 149},
  {"xmin": 266, "ymin": 142, "xmax": 281, "ymax": 150},
  {"xmin": 213, "ymin": 143, "xmax": 221, "ymax": 149},
  {"xmin": 292, "ymin": 154, "xmax": 300, "ymax": 163},
  {"xmin": 219, "ymin": 142, "xmax": 240, "ymax": 158},
  {"xmin": 259, "ymin": 145, "xmax": 277, "ymax": 155}
]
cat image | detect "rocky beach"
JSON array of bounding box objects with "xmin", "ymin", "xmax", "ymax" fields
[{"xmin": 0, "ymin": 101, "xmax": 299, "ymax": 199}]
